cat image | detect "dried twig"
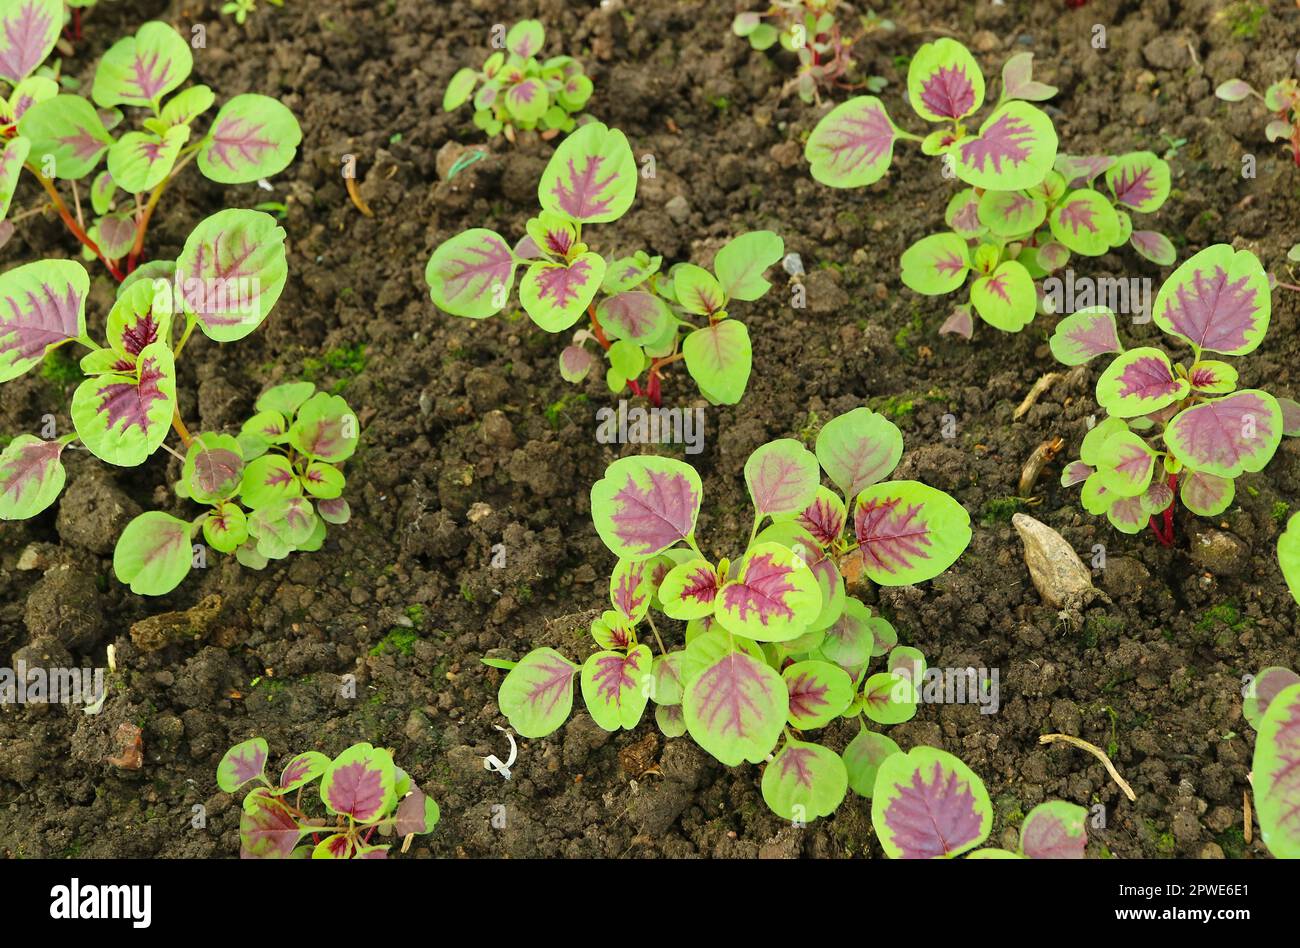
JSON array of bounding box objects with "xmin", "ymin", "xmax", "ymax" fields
[
  {"xmin": 1014, "ymin": 372, "xmax": 1062, "ymax": 420},
  {"xmin": 1243, "ymin": 789, "xmax": 1253, "ymax": 844},
  {"xmin": 1039, "ymin": 733, "xmax": 1136, "ymax": 801}
]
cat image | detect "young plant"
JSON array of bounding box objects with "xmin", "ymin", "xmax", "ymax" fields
[
  {"xmin": 488, "ymin": 408, "xmax": 972, "ymax": 822},
  {"xmin": 443, "ymin": 20, "xmax": 592, "ymax": 144},
  {"xmin": 217, "ymin": 738, "xmax": 440, "ymax": 859},
  {"xmin": 804, "ymin": 39, "xmax": 1174, "ymax": 336},
  {"xmin": 0, "ymin": 210, "xmax": 358, "ymax": 595},
  {"xmin": 1051, "ymin": 244, "xmax": 1294, "ymax": 546},
  {"xmin": 0, "ymin": 11, "xmax": 301, "ymax": 279},
  {"xmin": 426, "ymin": 121, "xmax": 784, "ymax": 406},
  {"xmin": 871, "ymin": 747, "xmax": 1089, "ymax": 859},
  {"xmin": 1241, "ymin": 667, "xmax": 1300, "ymax": 859},
  {"xmin": 731, "ymin": 1, "xmax": 894, "ymax": 104},
  {"xmin": 1216, "ymin": 76, "xmax": 1300, "ymax": 167}
]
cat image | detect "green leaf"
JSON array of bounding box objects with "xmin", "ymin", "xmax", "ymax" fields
[
  {"xmin": 842, "ymin": 725, "xmax": 900, "ymax": 797},
  {"xmin": 302, "ymin": 460, "xmax": 345, "ymax": 499},
  {"xmin": 176, "ymin": 208, "xmax": 288, "ymax": 342},
  {"xmin": 969, "ymin": 259, "xmax": 1036, "ymax": 331},
  {"xmin": 581, "ymin": 644, "xmax": 652, "ymax": 731},
  {"xmin": 498, "ymin": 647, "xmax": 578, "ymax": 738},
  {"xmin": 203, "ymin": 501, "xmax": 248, "ymax": 554},
  {"xmin": 900, "ymin": 232, "xmax": 970, "ymax": 295},
  {"xmin": 198, "ymin": 94, "xmax": 301, "ymax": 184},
  {"xmin": 977, "ymin": 190, "xmax": 1046, "ymax": 238},
  {"xmin": 70, "ymin": 341, "xmax": 176, "ymax": 466},
  {"xmin": 682, "ymin": 631, "xmax": 787, "ymax": 766},
  {"xmin": 1280, "ymin": 512, "xmax": 1300, "ymax": 605},
  {"xmin": 93, "ymin": 21, "xmax": 192, "ymax": 108},
  {"xmin": 1093, "ymin": 429, "xmax": 1157, "ymax": 497},
  {"xmin": 444, "ymin": 67, "xmax": 479, "ymax": 111},
  {"xmin": 1250, "ymin": 681, "xmax": 1300, "ymax": 858},
  {"xmin": 0, "ymin": 434, "xmax": 66, "ymax": 520},
  {"xmin": 674, "ymin": 263, "xmax": 727, "ymax": 316},
  {"xmin": 256, "ymin": 381, "xmax": 315, "ymax": 416},
  {"xmin": 1049, "ymin": 189, "xmax": 1120, "ymax": 256},
  {"xmin": 1, "ymin": 136, "xmax": 30, "ymax": 221},
  {"xmin": 537, "ymin": 121, "xmax": 636, "ymax": 224},
  {"xmin": 289, "ymin": 392, "xmax": 358, "ymax": 463},
  {"xmin": 239, "ymin": 454, "xmax": 302, "ymax": 508},
  {"xmin": 683, "ymin": 320, "xmax": 751, "ymax": 405},
  {"xmin": 182, "ymin": 432, "xmax": 244, "ymax": 504},
  {"xmin": 114, "ymin": 511, "xmax": 193, "ymax": 595},
  {"xmin": 107, "ymin": 125, "xmax": 189, "ymax": 193},
  {"xmin": 17, "ymin": 94, "xmax": 111, "ymax": 179},
  {"xmin": 861, "ymin": 671, "xmax": 918, "ymax": 724},
  {"xmin": 783, "ymin": 659, "xmax": 853, "ymax": 729},
  {"xmin": 248, "ymin": 497, "xmax": 317, "ymax": 560},
  {"xmin": 160, "ymin": 84, "xmax": 215, "ymax": 126},
  {"xmin": 761, "ymin": 739, "xmax": 848, "ymax": 822},
  {"xmin": 713, "ymin": 231, "xmax": 783, "ymax": 302}
]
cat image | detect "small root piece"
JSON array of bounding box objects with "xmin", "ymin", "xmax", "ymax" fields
[
  {"xmin": 1019, "ymin": 436, "xmax": 1064, "ymax": 498},
  {"xmin": 345, "ymin": 175, "xmax": 374, "ymax": 218},
  {"xmin": 1039, "ymin": 732, "xmax": 1136, "ymax": 801},
  {"xmin": 1243, "ymin": 788, "xmax": 1253, "ymax": 844},
  {"xmin": 1014, "ymin": 371, "xmax": 1063, "ymax": 421}
]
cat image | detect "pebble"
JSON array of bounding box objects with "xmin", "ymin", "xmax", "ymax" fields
[{"xmin": 1012, "ymin": 513, "xmax": 1094, "ymax": 608}]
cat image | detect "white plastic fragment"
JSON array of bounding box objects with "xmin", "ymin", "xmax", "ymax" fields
[{"xmin": 484, "ymin": 725, "xmax": 518, "ymax": 780}]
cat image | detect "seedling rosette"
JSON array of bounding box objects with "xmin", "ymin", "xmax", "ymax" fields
[
  {"xmin": 732, "ymin": 1, "xmax": 894, "ymax": 104},
  {"xmin": 0, "ymin": 211, "xmax": 359, "ymax": 595},
  {"xmin": 426, "ymin": 121, "xmax": 784, "ymax": 406},
  {"xmin": 217, "ymin": 738, "xmax": 440, "ymax": 859},
  {"xmin": 1216, "ymin": 75, "xmax": 1300, "ymax": 167},
  {"xmin": 443, "ymin": 20, "xmax": 593, "ymax": 143},
  {"xmin": 489, "ymin": 408, "xmax": 974, "ymax": 821},
  {"xmin": 805, "ymin": 39, "xmax": 1174, "ymax": 337},
  {"xmin": 0, "ymin": 11, "xmax": 301, "ymax": 278},
  {"xmin": 1052, "ymin": 244, "xmax": 1292, "ymax": 546}
]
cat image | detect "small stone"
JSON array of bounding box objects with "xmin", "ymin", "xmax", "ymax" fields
[
  {"xmin": 107, "ymin": 722, "xmax": 143, "ymax": 770},
  {"xmin": 1012, "ymin": 513, "xmax": 1094, "ymax": 608},
  {"xmin": 782, "ymin": 252, "xmax": 805, "ymax": 277},
  {"xmin": 665, "ymin": 194, "xmax": 691, "ymax": 224},
  {"xmin": 129, "ymin": 595, "xmax": 223, "ymax": 652},
  {"xmin": 1188, "ymin": 528, "xmax": 1248, "ymax": 577},
  {"xmin": 467, "ymin": 502, "xmax": 493, "ymax": 524},
  {"xmin": 480, "ymin": 410, "xmax": 516, "ymax": 449},
  {"xmin": 16, "ymin": 544, "xmax": 50, "ymax": 571}
]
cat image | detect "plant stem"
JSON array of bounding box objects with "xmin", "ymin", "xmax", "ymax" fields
[
  {"xmin": 27, "ymin": 164, "xmax": 125, "ymax": 280},
  {"xmin": 171, "ymin": 404, "xmax": 193, "ymax": 448},
  {"xmin": 587, "ymin": 304, "xmax": 645, "ymax": 399}
]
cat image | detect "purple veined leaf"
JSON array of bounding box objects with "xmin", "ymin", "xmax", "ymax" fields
[
  {"xmin": 1000, "ymin": 51, "xmax": 1057, "ymax": 102},
  {"xmin": 197, "ymin": 94, "xmax": 301, "ymax": 185},
  {"xmin": 590, "ymin": 455, "xmax": 702, "ymax": 560},
  {"xmin": 320, "ymin": 743, "xmax": 396, "ymax": 823},
  {"xmin": 182, "ymin": 432, "xmax": 244, "ymax": 505},
  {"xmin": 0, "ymin": 434, "xmax": 66, "ymax": 520},
  {"xmin": 1105, "ymin": 151, "xmax": 1170, "ymax": 214},
  {"xmin": 1214, "ymin": 79, "xmax": 1253, "ymax": 102},
  {"xmin": 1140, "ymin": 477, "xmax": 1174, "ymax": 515},
  {"xmin": 1188, "ymin": 359, "xmax": 1238, "ymax": 394},
  {"xmin": 427, "ymin": 228, "xmax": 517, "ymax": 319},
  {"xmin": 513, "ymin": 234, "xmax": 542, "ymax": 260},
  {"xmin": 906, "ymin": 38, "xmax": 984, "ymax": 122},
  {"xmin": 1130, "ymin": 230, "xmax": 1176, "ymax": 266},
  {"xmin": 105, "ymin": 279, "xmax": 171, "ymax": 368},
  {"xmin": 787, "ymin": 485, "xmax": 847, "ymax": 547},
  {"xmin": 247, "ymin": 496, "xmax": 318, "ymax": 560},
  {"xmin": 1105, "ymin": 494, "xmax": 1146, "ymax": 534},
  {"xmin": 0, "ymin": 259, "xmax": 88, "ymax": 383},
  {"xmin": 655, "ymin": 702, "xmax": 687, "ymax": 737},
  {"xmin": 590, "ymin": 610, "xmax": 636, "ymax": 651},
  {"xmin": 1252, "ymin": 681, "xmax": 1300, "ymax": 858},
  {"xmin": 861, "ymin": 671, "xmax": 918, "ymax": 725},
  {"xmin": 394, "ymin": 788, "xmax": 441, "ymax": 836},
  {"xmin": 610, "ymin": 557, "xmax": 652, "ymax": 622},
  {"xmin": 977, "ymin": 190, "xmax": 1046, "ymax": 239},
  {"xmin": 15, "ymin": 93, "xmax": 112, "ymax": 180},
  {"xmin": 1164, "ymin": 389, "xmax": 1282, "ymax": 478},
  {"xmin": 969, "ymin": 259, "xmax": 1036, "ymax": 332},
  {"xmin": 899, "ymin": 232, "xmax": 970, "ymax": 296},
  {"xmin": 745, "ymin": 438, "xmax": 821, "ymax": 519},
  {"xmin": 581, "ymin": 643, "xmax": 652, "ymax": 731},
  {"xmin": 240, "ymin": 787, "xmax": 309, "ymax": 859},
  {"xmin": 755, "ymin": 520, "xmax": 843, "ymax": 633},
  {"xmin": 945, "ymin": 189, "xmax": 984, "ymax": 239},
  {"xmin": 506, "ymin": 19, "xmax": 544, "ymax": 59},
  {"xmin": 538, "ymin": 121, "xmax": 637, "ymax": 224},
  {"xmin": 652, "ymin": 651, "xmax": 685, "ymax": 706},
  {"xmin": 503, "ymin": 77, "xmax": 547, "ymax": 125},
  {"xmin": 1153, "ymin": 244, "xmax": 1270, "ymax": 356},
  {"xmin": 288, "ymin": 392, "xmax": 358, "ymax": 464},
  {"xmin": 217, "ymin": 737, "xmax": 269, "ymax": 792},
  {"xmin": 854, "ymin": 480, "xmax": 972, "ymax": 586},
  {"xmin": 815, "ymin": 407, "xmax": 903, "ymax": 500},
  {"xmin": 317, "ymin": 497, "xmax": 351, "ymax": 525},
  {"xmin": 601, "ymin": 252, "xmax": 662, "ymax": 294},
  {"xmin": 596, "ymin": 291, "xmax": 672, "ymax": 344},
  {"xmin": 519, "ymin": 253, "xmax": 605, "ymax": 332},
  {"xmin": 1245, "ymin": 668, "xmax": 1300, "ymax": 730},
  {"xmin": 106, "ymin": 125, "xmax": 190, "ymax": 194},
  {"xmin": 92, "ymin": 21, "xmax": 191, "ymax": 108},
  {"xmin": 558, "ymin": 344, "xmax": 595, "ymax": 383},
  {"xmin": 9, "ymin": 75, "xmax": 58, "ymax": 123},
  {"xmin": 1053, "ymin": 153, "xmax": 1115, "ymax": 189},
  {"xmin": 1095, "ymin": 429, "xmax": 1157, "ymax": 497},
  {"xmin": 1060, "ymin": 460, "xmax": 1094, "ymax": 489},
  {"xmin": 1095, "ymin": 347, "xmax": 1188, "ymax": 418},
  {"xmin": 816, "ymin": 596, "xmax": 874, "ymax": 677},
  {"xmin": 0, "ymin": 136, "xmax": 31, "ymax": 221},
  {"xmin": 498, "ymin": 647, "xmax": 578, "ymax": 737},
  {"xmin": 682, "ymin": 319, "xmax": 752, "ymax": 405},
  {"xmin": 93, "ymin": 212, "xmax": 136, "ymax": 260},
  {"xmin": 843, "ymin": 725, "xmax": 901, "ymax": 798},
  {"xmin": 70, "ymin": 341, "xmax": 176, "ymax": 467},
  {"xmin": 0, "ymin": 0, "xmax": 58, "ymax": 84},
  {"xmin": 804, "ymin": 95, "xmax": 900, "ymax": 188},
  {"xmin": 239, "ymin": 454, "xmax": 302, "ymax": 509},
  {"xmin": 681, "ymin": 630, "xmax": 787, "ymax": 766},
  {"xmin": 783, "ymin": 659, "xmax": 854, "ymax": 730},
  {"xmin": 954, "ymin": 101, "xmax": 1058, "ymax": 191},
  {"xmin": 1020, "ymin": 801, "xmax": 1087, "ymax": 858},
  {"xmin": 1079, "ymin": 471, "xmax": 1113, "ymax": 516},
  {"xmin": 715, "ymin": 541, "xmax": 822, "ymax": 642},
  {"xmin": 1278, "ymin": 397, "xmax": 1300, "ymax": 437},
  {"xmin": 311, "ymin": 834, "xmax": 356, "ymax": 860},
  {"xmin": 278, "ymin": 750, "xmax": 329, "ymax": 792},
  {"xmin": 658, "ymin": 557, "xmax": 720, "ymax": 621},
  {"xmin": 938, "ymin": 304, "xmax": 974, "ymax": 339},
  {"xmin": 1178, "ymin": 469, "xmax": 1234, "ymax": 517},
  {"xmin": 113, "ymin": 510, "xmax": 193, "ymax": 595},
  {"xmin": 175, "ymin": 209, "xmax": 288, "ymax": 343},
  {"xmin": 1048, "ymin": 189, "xmax": 1120, "ymax": 257},
  {"xmin": 1049, "ymin": 306, "xmax": 1122, "ymax": 366},
  {"xmin": 871, "ymin": 747, "xmax": 992, "ymax": 859},
  {"xmin": 761, "ymin": 738, "xmax": 849, "ymax": 821}
]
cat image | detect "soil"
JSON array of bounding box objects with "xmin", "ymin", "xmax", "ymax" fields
[{"xmin": 2, "ymin": 0, "xmax": 1299, "ymax": 860}]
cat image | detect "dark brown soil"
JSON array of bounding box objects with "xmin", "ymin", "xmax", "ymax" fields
[{"xmin": 2, "ymin": 0, "xmax": 1299, "ymax": 859}]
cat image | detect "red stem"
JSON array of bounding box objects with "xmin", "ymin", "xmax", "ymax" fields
[{"xmin": 1147, "ymin": 473, "xmax": 1178, "ymax": 546}]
